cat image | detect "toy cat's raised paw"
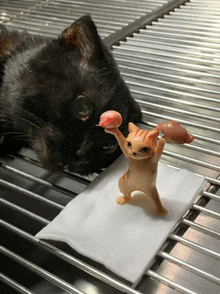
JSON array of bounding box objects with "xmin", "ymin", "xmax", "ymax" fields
[
  {"xmin": 98, "ymin": 110, "xmax": 122, "ymax": 129},
  {"xmin": 156, "ymin": 120, "xmax": 194, "ymax": 144},
  {"xmin": 116, "ymin": 196, "xmax": 130, "ymax": 205}
]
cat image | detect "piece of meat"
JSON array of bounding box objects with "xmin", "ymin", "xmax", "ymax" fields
[
  {"xmin": 98, "ymin": 110, "xmax": 122, "ymax": 129},
  {"xmin": 156, "ymin": 121, "xmax": 194, "ymax": 144}
]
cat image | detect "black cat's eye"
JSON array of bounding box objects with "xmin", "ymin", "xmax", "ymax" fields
[
  {"xmin": 141, "ymin": 147, "xmax": 151, "ymax": 153},
  {"xmin": 102, "ymin": 142, "xmax": 118, "ymax": 154},
  {"xmin": 73, "ymin": 95, "xmax": 94, "ymax": 120},
  {"xmin": 127, "ymin": 141, "xmax": 132, "ymax": 149}
]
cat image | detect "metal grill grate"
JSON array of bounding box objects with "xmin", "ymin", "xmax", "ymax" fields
[
  {"xmin": 1, "ymin": 0, "xmax": 179, "ymax": 38},
  {"xmin": 1, "ymin": 0, "xmax": 220, "ymax": 294}
]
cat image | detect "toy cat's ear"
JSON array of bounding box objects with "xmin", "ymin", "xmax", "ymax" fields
[
  {"xmin": 128, "ymin": 122, "xmax": 139, "ymax": 133},
  {"xmin": 147, "ymin": 129, "xmax": 159, "ymax": 141},
  {"xmin": 60, "ymin": 15, "xmax": 102, "ymax": 58}
]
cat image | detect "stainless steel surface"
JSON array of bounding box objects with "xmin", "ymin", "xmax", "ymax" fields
[
  {"xmin": 0, "ymin": 0, "xmax": 177, "ymax": 39},
  {"xmin": 1, "ymin": 0, "xmax": 220, "ymax": 293}
]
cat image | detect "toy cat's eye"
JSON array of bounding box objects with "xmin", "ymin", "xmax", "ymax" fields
[
  {"xmin": 127, "ymin": 141, "xmax": 132, "ymax": 149},
  {"xmin": 141, "ymin": 147, "xmax": 151, "ymax": 153},
  {"xmin": 102, "ymin": 142, "xmax": 118, "ymax": 154},
  {"xmin": 73, "ymin": 95, "xmax": 94, "ymax": 121}
]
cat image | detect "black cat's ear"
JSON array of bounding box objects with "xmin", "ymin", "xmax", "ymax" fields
[
  {"xmin": 72, "ymin": 95, "xmax": 94, "ymax": 121},
  {"xmin": 60, "ymin": 15, "xmax": 102, "ymax": 58},
  {"xmin": 0, "ymin": 25, "xmax": 20, "ymax": 62}
]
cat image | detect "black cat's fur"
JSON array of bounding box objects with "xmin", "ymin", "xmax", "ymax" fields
[{"xmin": 0, "ymin": 15, "xmax": 142, "ymax": 175}]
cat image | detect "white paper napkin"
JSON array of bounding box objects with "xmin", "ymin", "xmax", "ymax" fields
[{"xmin": 36, "ymin": 155, "xmax": 205, "ymax": 284}]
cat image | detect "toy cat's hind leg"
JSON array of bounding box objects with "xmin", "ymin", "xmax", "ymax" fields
[
  {"xmin": 117, "ymin": 172, "xmax": 132, "ymax": 205},
  {"xmin": 150, "ymin": 187, "xmax": 167, "ymax": 216},
  {"xmin": 116, "ymin": 193, "xmax": 131, "ymax": 205}
]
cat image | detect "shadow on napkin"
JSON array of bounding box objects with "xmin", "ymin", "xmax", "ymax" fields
[{"xmin": 129, "ymin": 194, "xmax": 186, "ymax": 222}]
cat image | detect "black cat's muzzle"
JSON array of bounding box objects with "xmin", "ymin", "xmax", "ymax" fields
[{"xmin": 67, "ymin": 142, "xmax": 121, "ymax": 175}]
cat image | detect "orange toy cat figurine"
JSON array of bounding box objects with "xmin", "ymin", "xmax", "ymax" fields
[
  {"xmin": 99, "ymin": 111, "xmax": 195, "ymax": 216},
  {"xmin": 104, "ymin": 120, "xmax": 168, "ymax": 216}
]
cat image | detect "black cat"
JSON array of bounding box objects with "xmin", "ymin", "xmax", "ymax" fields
[{"xmin": 0, "ymin": 15, "xmax": 142, "ymax": 175}]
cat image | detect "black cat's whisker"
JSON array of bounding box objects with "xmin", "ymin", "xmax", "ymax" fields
[
  {"xmin": 92, "ymin": 124, "xmax": 99, "ymax": 128},
  {"xmin": 0, "ymin": 118, "xmax": 23, "ymax": 129},
  {"xmin": 0, "ymin": 114, "xmax": 41, "ymax": 130},
  {"xmin": 19, "ymin": 107, "xmax": 45, "ymax": 126},
  {"xmin": 2, "ymin": 104, "xmax": 45, "ymax": 127},
  {"xmin": 1, "ymin": 131, "xmax": 28, "ymax": 136},
  {"xmin": 0, "ymin": 132, "xmax": 30, "ymax": 144},
  {"xmin": 9, "ymin": 103, "xmax": 44, "ymax": 122},
  {"xmin": 0, "ymin": 117, "xmax": 38, "ymax": 133},
  {"xmin": 17, "ymin": 116, "xmax": 41, "ymax": 130},
  {"xmin": 0, "ymin": 117, "xmax": 13, "ymax": 122}
]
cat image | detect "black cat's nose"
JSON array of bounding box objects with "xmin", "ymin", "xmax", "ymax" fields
[{"xmin": 133, "ymin": 152, "xmax": 137, "ymax": 156}]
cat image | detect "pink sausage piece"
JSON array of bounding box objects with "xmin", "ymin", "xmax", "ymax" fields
[
  {"xmin": 156, "ymin": 121, "xmax": 194, "ymax": 144},
  {"xmin": 98, "ymin": 110, "xmax": 122, "ymax": 129}
]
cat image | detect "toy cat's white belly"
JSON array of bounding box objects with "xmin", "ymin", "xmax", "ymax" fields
[{"xmin": 119, "ymin": 169, "xmax": 157, "ymax": 195}]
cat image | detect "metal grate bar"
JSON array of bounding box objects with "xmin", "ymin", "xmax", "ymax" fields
[
  {"xmin": 0, "ymin": 273, "xmax": 35, "ymax": 294},
  {"xmin": 169, "ymin": 234, "xmax": 220, "ymax": 260},
  {"xmin": 1, "ymin": 246, "xmax": 87, "ymax": 294},
  {"xmin": 139, "ymin": 102, "xmax": 220, "ymax": 123},
  {"xmin": 1, "ymin": 220, "xmax": 143, "ymax": 294},
  {"xmin": 181, "ymin": 219, "xmax": 220, "ymax": 239},
  {"xmin": 206, "ymin": 177, "xmax": 220, "ymax": 186},
  {"xmin": 146, "ymin": 270, "xmax": 198, "ymax": 294},
  {"xmin": 113, "ymin": 50, "xmax": 220, "ymax": 75},
  {"xmin": 192, "ymin": 204, "xmax": 220, "ymax": 220},
  {"xmin": 1, "ymin": 197, "xmax": 50, "ymax": 225},
  {"xmin": 0, "ymin": 163, "xmax": 77, "ymax": 198},
  {"xmin": 158, "ymin": 251, "xmax": 220, "ymax": 286},
  {"xmin": 120, "ymin": 71, "xmax": 220, "ymax": 98},
  {"xmin": 175, "ymin": 145, "xmax": 220, "ymax": 158},
  {"xmin": 1, "ymin": 0, "xmax": 179, "ymax": 39},
  {"xmin": 114, "ymin": 45, "xmax": 220, "ymax": 68},
  {"xmin": 136, "ymin": 94, "xmax": 220, "ymax": 114},
  {"xmin": 141, "ymin": 110, "xmax": 220, "ymax": 132},
  {"xmin": 9, "ymin": 153, "xmax": 92, "ymax": 185},
  {"xmin": 0, "ymin": 178, "xmax": 64, "ymax": 210},
  {"xmin": 162, "ymin": 150, "xmax": 220, "ymax": 172},
  {"xmin": 201, "ymin": 191, "xmax": 220, "ymax": 202}
]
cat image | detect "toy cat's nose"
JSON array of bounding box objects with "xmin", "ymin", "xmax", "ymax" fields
[{"xmin": 133, "ymin": 152, "xmax": 137, "ymax": 156}]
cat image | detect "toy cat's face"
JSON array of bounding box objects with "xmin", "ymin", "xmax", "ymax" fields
[
  {"xmin": 125, "ymin": 123, "xmax": 159, "ymax": 160},
  {"xmin": 0, "ymin": 16, "xmax": 142, "ymax": 175}
]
